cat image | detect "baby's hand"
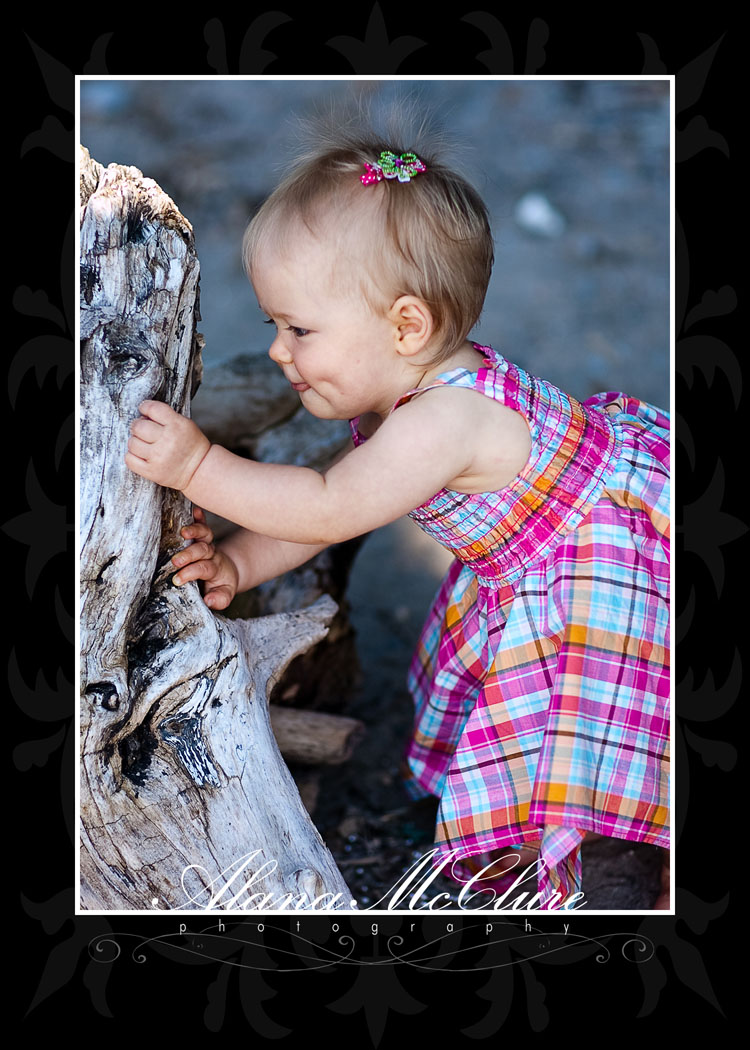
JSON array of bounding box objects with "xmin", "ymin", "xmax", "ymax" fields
[
  {"xmin": 126, "ymin": 401, "xmax": 211, "ymax": 492},
  {"xmin": 171, "ymin": 507, "xmax": 239, "ymax": 610}
]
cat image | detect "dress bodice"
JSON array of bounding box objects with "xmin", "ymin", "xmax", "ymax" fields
[{"xmin": 351, "ymin": 343, "xmax": 622, "ymax": 587}]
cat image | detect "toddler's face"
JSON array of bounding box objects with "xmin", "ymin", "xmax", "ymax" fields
[{"xmin": 251, "ymin": 230, "xmax": 403, "ymax": 421}]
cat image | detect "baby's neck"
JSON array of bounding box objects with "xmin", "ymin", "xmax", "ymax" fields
[
  {"xmin": 366, "ymin": 342, "xmax": 481, "ymax": 426},
  {"xmin": 412, "ymin": 341, "xmax": 482, "ymax": 389}
]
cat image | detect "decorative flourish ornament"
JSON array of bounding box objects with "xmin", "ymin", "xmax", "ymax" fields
[{"xmin": 360, "ymin": 151, "xmax": 427, "ymax": 185}]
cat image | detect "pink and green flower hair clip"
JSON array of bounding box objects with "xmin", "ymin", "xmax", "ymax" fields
[{"xmin": 360, "ymin": 151, "xmax": 427, "ymax": 185}]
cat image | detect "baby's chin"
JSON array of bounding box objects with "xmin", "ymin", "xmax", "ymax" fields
[
  {"xmin": 297, "ymin": 392, "xmax": 353, "ymax": 421},
  {"xmin": 303, "ymin": 405, "xmax": 351, "ymax": 422}
]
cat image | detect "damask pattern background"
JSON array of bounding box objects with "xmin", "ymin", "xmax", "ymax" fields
[{"xmin": 10, "ymin": 9, "xmax": 739, "ymax": 1038}]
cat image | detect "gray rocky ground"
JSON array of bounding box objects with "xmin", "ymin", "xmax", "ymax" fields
[{"xmin": 81, "ymin": 78, "xmax": 670, "ymax": 911}]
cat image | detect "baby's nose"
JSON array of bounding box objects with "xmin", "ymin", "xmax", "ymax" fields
[{"xmin": 268, "ymin": 335, "xmax": 292, "ymax": 366}]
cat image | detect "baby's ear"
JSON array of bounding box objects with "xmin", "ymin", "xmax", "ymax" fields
[{"xmin": 389, "ymin": 295, "xmax": 434, "ymax": 357}]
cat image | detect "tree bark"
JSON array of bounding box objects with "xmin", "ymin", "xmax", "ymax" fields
[{"xmin": 79, "ymin": 147, "xmax": 354, "ymax": 912}]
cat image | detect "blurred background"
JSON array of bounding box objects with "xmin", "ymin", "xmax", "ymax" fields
[
  {"xmin": 80, "ymin": 78, "xmax": 670, "ymax": 909},
  {"xmin": 80, "ymin": 78, "xmax": 669, "ymax": 399}
]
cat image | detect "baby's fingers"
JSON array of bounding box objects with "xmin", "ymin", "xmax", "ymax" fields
[
  {"xmin": 172, "ymin": 541, "xmax": 215, "ymax": 581},
  {"xmin": 179, "ymin": 521, "xmax": 214, "ymax": 544},
  {"xmin": 130, "ymin": 416, "xmax": 163, "ymax": 442},
  {"xmin": 127, "ymin": 435, "xmax": 154, "ymax": 460},
  {"xmin": 172, "ymin": 559, "xmax": 214, "ymax": 588},
  {"xmin": 138, "ymin": 400, "xmax": 178, "ymax": 423},
  {"xmin": 180, "ymin": 506, "xmax": 213, "ymax": 544},
  {"xmin": 203, "ymin": 584, "xmax": 235, "ymax": 611}
]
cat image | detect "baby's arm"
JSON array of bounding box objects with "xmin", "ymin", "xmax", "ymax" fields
[
  {"xmin": 171, "ymin": 508, "xmax": 329, "ymax": 608},
  {"xmin": 165, "ymin": 440, "xmax": 358, "ymax": 606},
  {"xmin": 126, "ymin": 393, "xmax": 480, "ymax": 544}
]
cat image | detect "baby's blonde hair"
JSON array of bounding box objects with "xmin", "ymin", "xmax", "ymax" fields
[{"xmin": 243, "ymin": 103, "xmax": 494, "ymax": 363}]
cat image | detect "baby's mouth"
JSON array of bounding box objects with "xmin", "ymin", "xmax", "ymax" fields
[{"xmin": 290, "ymin": 380, "xmax": 311, "ymax": 392}]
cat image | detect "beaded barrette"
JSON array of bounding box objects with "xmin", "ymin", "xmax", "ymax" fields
[{"xmin": 360, "ymin": 151, "xmax": 427, "ymax": 185}]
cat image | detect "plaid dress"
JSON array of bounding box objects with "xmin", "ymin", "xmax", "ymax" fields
[{"xmin": 352, "ymin": 343, "xmax": 670, "ymax": 909}]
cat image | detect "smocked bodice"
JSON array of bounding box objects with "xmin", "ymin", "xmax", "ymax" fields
[{"xmin": 351, "ymin": 343, "xmax": 623, "ymax": 587}]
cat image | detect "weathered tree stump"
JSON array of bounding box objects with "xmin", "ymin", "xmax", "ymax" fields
[{"xmin": 79, "ymin": 147, "xmax": 354, "ymax": 911}]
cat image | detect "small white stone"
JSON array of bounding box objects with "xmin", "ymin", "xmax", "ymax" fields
[{"xmin": 514, "ymin": 192, "xmax": 566, "ymax": 238}]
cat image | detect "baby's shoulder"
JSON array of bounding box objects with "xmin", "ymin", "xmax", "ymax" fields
[
  {"xmin": 413, "ymin": 381, "xmax": 523, "ymax": 438},
  {"xmin": 395, "ymin": 385, "xmax": 532, "ymax": 494}
]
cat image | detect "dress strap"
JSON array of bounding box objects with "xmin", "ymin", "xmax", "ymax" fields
[
  {"xmin": 391, "ymin": 378, "xmax": 461, "ymax": 412},
  {"xmin": 391, "ymin": 344, "xmax": 499, "ymax": 413},
  {"xmin": 349, "ymin": 416, "xmax": 367, "ymax": 447}
]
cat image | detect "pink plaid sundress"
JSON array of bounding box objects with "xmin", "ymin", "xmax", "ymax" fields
[{"xmin": 352, "ymin": 343, "xmax": 670, "ymax": 909}]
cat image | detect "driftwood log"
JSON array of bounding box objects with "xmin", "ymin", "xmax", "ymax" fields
[
  {"xmin": 79, "ymin": 147, "xmax": 355, "ymax": 911},
  {"xmin": 269, "ymin": 708, "xmax": 365, "ymax": 766}
]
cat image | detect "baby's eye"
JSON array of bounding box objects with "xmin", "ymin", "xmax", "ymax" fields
[{"xmin": 286, "ymin": 326, "xmax": 309, "ymax": 338}]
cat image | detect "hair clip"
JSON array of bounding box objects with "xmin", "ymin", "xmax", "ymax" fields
[{"xmin": 360, "ymin": 151, "xmax": 427, "ymax": 185}]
